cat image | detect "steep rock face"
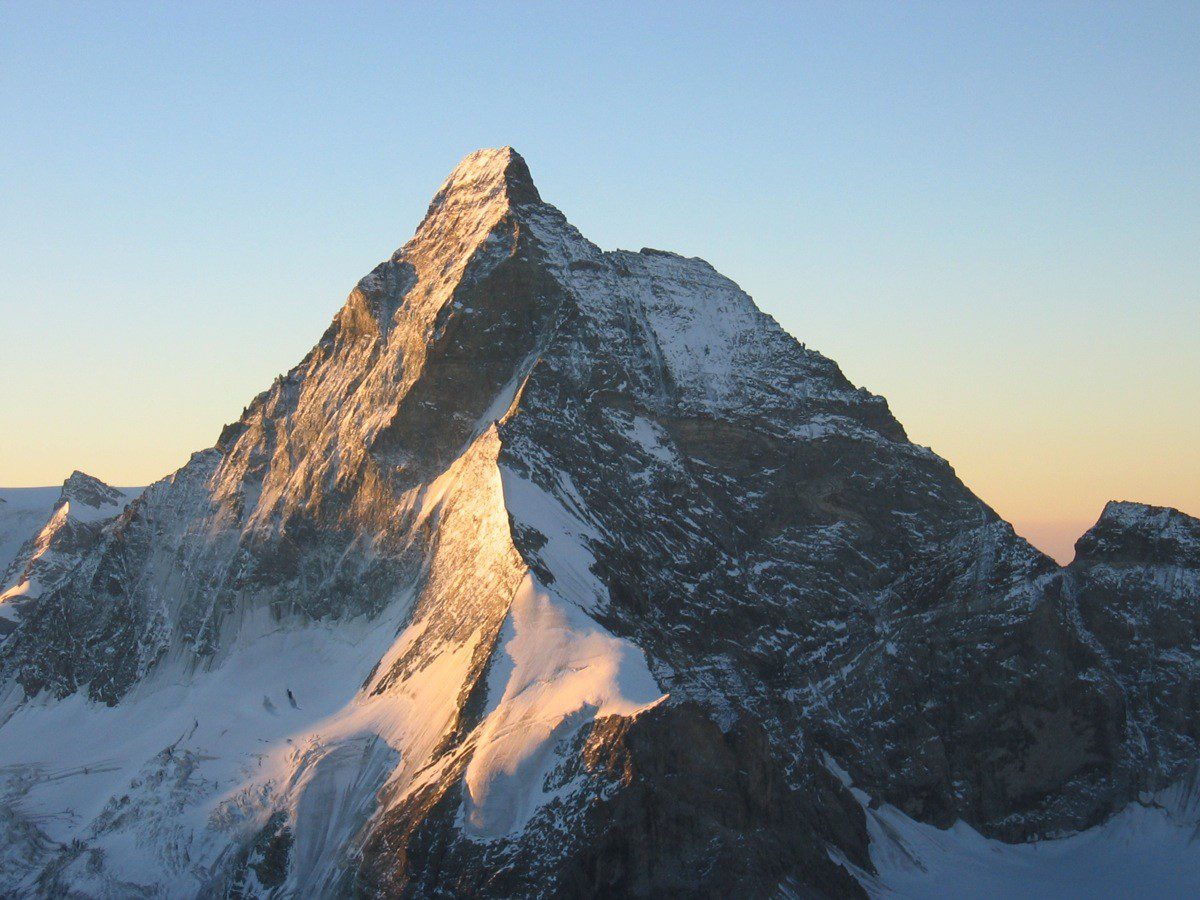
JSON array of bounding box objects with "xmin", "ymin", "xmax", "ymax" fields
[
  {"xmin": 1068, "ymin": 502, "xmax": 1200, "ymax": 791},
  {"xmin": 0, "ymin": 148, "xmax": 1197, "ymax": 897},
  {"xmin": 3, "ymin": 151, "xmax": 552, "ymax": 702}
]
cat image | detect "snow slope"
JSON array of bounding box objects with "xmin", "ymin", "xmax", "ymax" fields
[
  {"xmin": 0, "ymin": 608, "xmax": 408, "ymax": 894},
  {"xmin": 819, "ymin": 756, "xmax": 1200, "ymax": 899},
  {"xmin": 864, "ymin": 796, "xmax": 1200, "ymax": 899},
  {"xmin": 0, "ymin": 488, "xmax": 60, "ymax": 575},
  {"xmin": 461, "ymin": 573, "xmax": 664, "ymax": 840}
]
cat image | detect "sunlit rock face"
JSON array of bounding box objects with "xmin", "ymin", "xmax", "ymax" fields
[{"xmin": 0, "ymin": 148, "xmax": 1197, "ymax": 898}]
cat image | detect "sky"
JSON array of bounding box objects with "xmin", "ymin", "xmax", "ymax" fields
[{"xmin": 1, "ymin": 3, "xmax": 1196, "ymax": 563}]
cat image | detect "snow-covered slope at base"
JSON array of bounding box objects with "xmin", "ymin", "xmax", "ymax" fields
[
  {"xmin": 821, "ymin": 755, "xmax": 1200, "ymax": 899},
  {"xmin": 862, "ymin": 796, "xmax": 1200, "ymax": 899},
  {"xmin": 0, "ymin": 584, "xmax": 507, "ymax": 896},
  {"xmin": 0, "ymin": 608, "xmax": 402, "ymax": 894}
]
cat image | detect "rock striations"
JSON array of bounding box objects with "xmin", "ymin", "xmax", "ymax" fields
[{"xmin": 0, "ymin": 148, "xmax": 1197, "ymax": 897}]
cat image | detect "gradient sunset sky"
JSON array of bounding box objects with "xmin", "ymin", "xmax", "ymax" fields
[{"xmin": 2, "ymin": 3, "xmax": 1197, "ymax": 563}]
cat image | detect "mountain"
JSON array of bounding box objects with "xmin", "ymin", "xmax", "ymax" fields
[
  {"xmin": 0, "ymin": 148, "xmax": 1196, "ymax": 898},
  {"xmin": 0, "ymin": 473, "xmax": 138, "ymax": 632}
]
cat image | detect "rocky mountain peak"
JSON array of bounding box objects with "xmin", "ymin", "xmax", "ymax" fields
[
  {"xmin": 424, "ymin": 146, "xmax": 541, "ymax": 219},
  {"xmin": 1, "ymin": 473, "xmax": 133, "ymax": 619},
  {"xmin": 56, "ymin": 470, "xmax": 126, "ymax": 515},
  {"xmin": 1074, "ymin": 500, "xmax": 1200, "ymax": 567},
  {"xmin": 340, "ymin": 147, "xmax": 549, "ymax": 342}
]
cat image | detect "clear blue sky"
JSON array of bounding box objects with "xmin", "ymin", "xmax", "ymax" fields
[{"xmin": 2, "ymin": 2, "xmax": 1197, "ymax": 560}]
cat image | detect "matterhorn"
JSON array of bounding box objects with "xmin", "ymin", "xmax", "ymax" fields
[{"xmin": 1, "ymin": 148, "xmax": 1197, "ymax": 898}]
